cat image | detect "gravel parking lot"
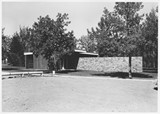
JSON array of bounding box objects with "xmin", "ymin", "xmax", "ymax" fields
[{"xmin": 2, "ymin": 76, "xmax": 157, "ymax": 112}]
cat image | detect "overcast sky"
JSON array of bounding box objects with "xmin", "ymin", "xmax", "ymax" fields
[{"xmin": 2, "ymin": 1, "xmax": 158, "ymax": 39}]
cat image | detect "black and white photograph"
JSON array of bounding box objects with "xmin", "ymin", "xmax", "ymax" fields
[{"xmin": 1, "ymin": 0, "xmax": 158, "ymax": 112}]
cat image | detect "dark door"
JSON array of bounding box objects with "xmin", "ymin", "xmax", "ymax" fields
[{"xmin": 26, "ymin": 55, "xmax": 33, "ymax": 68}]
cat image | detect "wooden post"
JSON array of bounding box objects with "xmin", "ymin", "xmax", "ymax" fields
[{"xmin": 129, "ymin": 55, "xmax": 132, "ymax": 79}]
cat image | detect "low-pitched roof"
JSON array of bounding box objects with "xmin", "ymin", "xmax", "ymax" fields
[
  {"xmin": 24, "ymin": 52, "xmax": 33, "ymax": 55},
  {"xmin": 24, "ymin": 50, "xmax": 98, "ymax": 56}
]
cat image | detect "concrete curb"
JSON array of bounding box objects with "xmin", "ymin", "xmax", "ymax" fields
[{"xmin": 2, "ymin": 73, "xmax": 156, "ymax": 82}]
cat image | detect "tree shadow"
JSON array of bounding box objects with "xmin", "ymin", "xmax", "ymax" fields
[
  {"xmin": 56, "ymin": 69, "xmax": 77, "ymax": 74},
  {"xmin": 132, "ymin": 72, "xmax": 153, "ymax": 78},
  {"xmin": 56, "ymin": 70, "xmax": 103, "ymax": 76},
  {"xmin": 45, "ymin": 69, "xmax": 155, "ymax": 79},
  {"xmin": 92, "ymin": 72, "xmax": 154, "ymax": 79},
  {"xmin": 92, "ymin": 72, "xmax": 128, "ymax": 79}
]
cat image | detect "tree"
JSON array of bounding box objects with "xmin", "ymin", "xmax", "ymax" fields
[
  {"xmin": 87, "ymin": 8, "xmax": 125, "ymax": 57},
  {"xmin": 18, "ymin": 26, "xmax": 33, "ymax": 52},
  {"xmin": 114, "ymin": 2, "xmax": 144, "ymax": 78},
  {"xmin": 76, "ymin": 35, "xmax": 97, "ymax": 53},
  {"xmin": 87, "ymin": 3, "xmax": 145, "ymax": 78},
  {"xmin": 2, "ymin": 28, "xmax": 11, "ymax": 63},
  {"xmin": 142, "ymin": 7, "xmax": 158, "ymax": 68},
  {"xmin": 31, "ymin": 13, "xmax": 75, "ymax": 71},
  {"xmin": 5, "ymin": 26, "xmax": 33, "ymax": 66},
  {"xmin": 2, "ymin": 28, "xmax": 7, "ymax": 62},
  {"xmin": 9, "ymin": 33, "xmax": 24, "ymax": 66}
]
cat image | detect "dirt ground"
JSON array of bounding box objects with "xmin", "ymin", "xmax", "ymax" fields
[{"xmin": 2, "ymin": 76, "xmax": 157, "ymax": 112}]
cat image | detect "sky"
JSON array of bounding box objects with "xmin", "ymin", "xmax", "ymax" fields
[{"xmin": 2, "ymin": 1, "xmax": 158, "ymax": 39}]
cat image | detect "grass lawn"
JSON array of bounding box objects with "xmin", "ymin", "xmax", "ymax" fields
[{"xmin": 2, "ymin": 76, "xmax": 157, "ymax": 112}]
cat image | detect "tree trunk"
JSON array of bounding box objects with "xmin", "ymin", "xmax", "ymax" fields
[{"xmin": 129, "ymin": 55, "xmax": 132, "ymax": 79}]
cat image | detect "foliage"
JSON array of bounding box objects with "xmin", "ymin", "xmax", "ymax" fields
[
  {"xmin": 7, "ymin": 52, "xmax": 21, "ymax": 66},
  {"xmin": 18, "ymin": 26, "xmax": 33, "ymax": 52},
  {"xmin": 31, "ymin": 13, "xmax": 75, "ymax": 71},
  {"xmin": 9, "ymin": 33, "xmax": 24, "ymax": 66},
  {"xmin": 2, "ymin": 26, "xmax": 33, "ymax": 66},
  {"xmin": 87, "ymin": 2, "xmax": 145, "ymax": 78},
  {"xmin": 87, "ymin": 2, "xmax": 144, "ymax": 57},
  {"xmin": 114, "ymin": 2, "xmax": 144, "ymax": 55},
  {"xmin": 87, "ymin": 8, "xmax": 126, "ymax": 57},
  {"xmin": 76, "ymin": 35, "xmax": 97, "ymax": 53},
  {"xmin": 141, "ymin": 8, "xmax": 158, "ymax": 68},
  {"xmin": 2, "ymin": 28, "xmax": 11, "ymax": 62}
]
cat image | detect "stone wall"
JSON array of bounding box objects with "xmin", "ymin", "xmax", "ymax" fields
[
  {"xmin": 77, "ymin": 57, "xmax": 142, "ymax": 72},
  {"xmin": 131, "ymin": 57, "xmax": 143, "ymax": 72}
]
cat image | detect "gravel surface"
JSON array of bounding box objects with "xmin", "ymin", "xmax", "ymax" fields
[{"xmin": 2, "ymin": 76, "xmax": 157, "ymax": 112}]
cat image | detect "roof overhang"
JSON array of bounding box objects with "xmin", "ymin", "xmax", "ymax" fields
[
  {"xmin": 74, "ymin": 49, "xmax": 86, "ymax": 53},
  {"xmin": 75, "ymin": 49, "xmax": 98, "ymax": 57},
  {"xmin": 80, "ymin": 52, "xmax": 98, "ymax": 56},
  {"xmin": 23, "ymin": 50, "xmax": 99, "ymax": 56},
  {"xmin": 24, "ymin": 52, "xmax": 33, "ymax": 55}
]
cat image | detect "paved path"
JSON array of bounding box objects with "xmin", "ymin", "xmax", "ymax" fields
[{"xmin": 2, "ymin": 76, "xmax": 157, "ymax": 112}]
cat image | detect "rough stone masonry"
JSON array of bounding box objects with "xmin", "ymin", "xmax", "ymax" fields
[{"xmin": 77, "ymin": 57, "xmax": 142, "ymax": 72}]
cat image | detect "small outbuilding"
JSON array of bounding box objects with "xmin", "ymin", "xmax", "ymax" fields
[{"xmin": 24, "ymin": 50, "xmax": 98, "ymax": 70}]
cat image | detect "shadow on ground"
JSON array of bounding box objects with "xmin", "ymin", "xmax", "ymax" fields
[
  {"xmin": 56, "ymin": 70, "xmax": 157, "ymax": 79},
  {"xmin": 92, "ymin": 72, "xmax": 154, "ymax": 79},
  {"xmin": 56, "ymin": 69, "xmax": 77, "ymax": 73},
  {"xmin": 57, "ymin": 70, "xmax": 157, "ymax": 79}
]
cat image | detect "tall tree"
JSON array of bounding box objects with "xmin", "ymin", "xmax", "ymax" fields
[
  {"xmin": 114, "ymin": 2, "xmax": 144, "ymax": 78},
  {"xmin": 87, "ymin": 8, "xmax": 125, "ymax": 57},
  {"xmin": 7, "ymin": 27, "xmax": 32, "ymax": 66},
  {"xmin": 18, "ymin": 26, "xmax": 33, "ymax": 52},
  {"xmin": 2, "ymin": 28, "xmax": 11, "ymax": 63},
  {"xmin": 142, "ymin": 7, "xmax": 158, "ymax": 68},
  {"xmin": 31, "ymin": 13, "xmax": 75, "ymax": 71},
  {"xmin": 9, "ymin": 33, "xmax": 24, "ymax": 66}
]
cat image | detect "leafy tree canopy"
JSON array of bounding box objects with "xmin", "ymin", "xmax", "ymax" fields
[
  {"xmin": 114, "ymin": 2, "xmax": 144, "ymax": 56},
  {"xmin": 2, "ymin": 28, "xmax": 11, "ymax": 61},
  {"xmin": 31, "ymin": 13, "xmax": 76, "ymax": 71},
  {"xmin": 76, "ymin": 35, "xmax": 97, "ymax": 53},
  {"xmin": 141, "ymin": 7, "xmax": 158, "ymax": 68}
]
